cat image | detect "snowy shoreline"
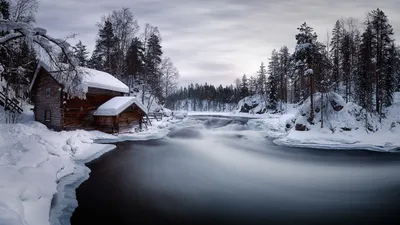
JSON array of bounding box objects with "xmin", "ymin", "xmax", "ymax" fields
[
  {"xmin": 1, "ymin": 110, "xmax": 399, "ymax": 225},
  {"xmin": 0, "ymin": 117, "xmax": 173, "ymax": 225},
  {"xmin": 273, "ymin": 139, "xmax": 400, "ymax": 152},
  {"xmin": 49, "ymin": 119, "xmax": 174, "ymax": 225},
  {"xmin": 50, "ymin": 144, "xmax": 116, "ymax": 225}
]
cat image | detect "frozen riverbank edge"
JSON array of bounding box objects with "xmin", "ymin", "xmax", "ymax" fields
[
  {"xmin": 188, "ymin": 111, "xmax": 400, "ymax": 153},
  {"xmin": 0, "ymin": 117, "xmax": 173, "ymax": 225},
  {"xmin": 50, "ymin": 120, "xmax": 174, "ymax": 225}
]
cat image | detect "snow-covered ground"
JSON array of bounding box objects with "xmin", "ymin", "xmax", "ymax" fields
[
  {"xmin": 2, "ymin": 90, "xmax": 400, "ymax": 225},
  {"xmin": 0, "ymin": 109, "xmax": 173, "ymax": 225},
  {"xmin": 181, "ymin": 93, "xmax": 400, "ymax": 152},
  {"xmin": 274, "ymin": 92, "xmax": 400, "ymax": 152}
]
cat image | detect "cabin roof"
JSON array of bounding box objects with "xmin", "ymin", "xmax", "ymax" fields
[
  {"xmin": 30, "ymin": 62, "xmax": 129, "ymax": 95},
  {"xmin": 93, "ymin": 97, "xmax": 148, "ymax": 116}
]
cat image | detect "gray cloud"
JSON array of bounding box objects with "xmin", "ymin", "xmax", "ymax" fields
[{"xmin": 36, "ymin": 0, "xmax": 400, "ymax": 87}]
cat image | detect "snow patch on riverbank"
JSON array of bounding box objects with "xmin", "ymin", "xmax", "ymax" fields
[
  {"xmin": 0, "ymin": 115, "xmax": 173, "ymax": 225},
  {"xmin": 188, "ymin": 106, "xmax": 400, "ymax": 152}
]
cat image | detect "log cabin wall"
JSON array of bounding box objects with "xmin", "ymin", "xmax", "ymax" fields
[
  {"xmin": 95, "ymin": 116, "xmax": 117, "ymax": 133},
  {"xmin": 95, "ymin": 107, "xmax": 143, "ymax": 134},
  {"xmin": 63, "ymin": 88, "xmax": 125, "ymax": 130},
  {"xmin": 31, "ymin": 69, "xmax": 63, "ymax": 131},
  {"xmin": 118, "ymin": 107, "xmax": 142, "ymax": 132}
]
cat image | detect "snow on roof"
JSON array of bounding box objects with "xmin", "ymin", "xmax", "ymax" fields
[
  {"xmin": 30, "ymin": 62, "xmax": 129, "ymax": 97},
  {"xmin": 78, "ymin": 67, "xmax": 129, "ymax": 94},
  {"xmin": 93, "ymin": 97, "xmax": 148, "ymax": 116}
]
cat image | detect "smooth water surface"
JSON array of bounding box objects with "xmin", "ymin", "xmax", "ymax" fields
[{"xmin": 71, "ymin": 118, "xmax": 400, "ymax": 225}]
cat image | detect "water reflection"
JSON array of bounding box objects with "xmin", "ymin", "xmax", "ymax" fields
[{"xmin": 71, "ymin": 118, "xmax": 400, "ymax": 225}]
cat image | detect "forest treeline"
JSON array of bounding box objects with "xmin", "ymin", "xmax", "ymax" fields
[{"xmin": 167, "ymin": 8, "xmax": 400, "ymax": 121}]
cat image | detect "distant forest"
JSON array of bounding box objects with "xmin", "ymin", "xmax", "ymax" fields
[{"xmin": 168, "ymin": 8, "xmax": 400, "ymax": 120}]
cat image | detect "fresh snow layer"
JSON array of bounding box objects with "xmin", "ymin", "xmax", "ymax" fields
[
  {"xmin": 79, "ymin": 67, "xmax": 129, "ymax": 94},
  {"xmin": 0, "ymin": 112, "xmax": 173, "ymax": 225},
  {"xmin": 31, "ymin": 62, "xmax": 129, "ymax": 97},
  {"xmin": 94, "ymin": 96, "xmax": 147, "ymax": 116}
]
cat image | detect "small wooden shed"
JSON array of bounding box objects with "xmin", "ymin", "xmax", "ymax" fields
[{"xmin": 93, "ymin": 97, "xmax": 148, "ymax": 133}]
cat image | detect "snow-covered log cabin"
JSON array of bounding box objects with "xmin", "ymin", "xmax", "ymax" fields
[{"xmin": 29, "ymin": 62, "xmax": 148, "ymax": 133}]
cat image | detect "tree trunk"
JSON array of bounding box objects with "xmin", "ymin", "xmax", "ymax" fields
[
  {"xmin": 321, "ymin": 93, "xmax": 324, "ymax": 128},
  {"xmin": 142, "ymin": 84, "xmax": 145, "ymax": 104},
  {"xmin": 309, "ymin": 75, "xmax": 314, "ymax": 124}
]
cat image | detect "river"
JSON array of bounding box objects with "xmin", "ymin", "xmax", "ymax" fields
[{"xmin": 70, "ymin": 117, "xmax": 400, "ymax": 225}]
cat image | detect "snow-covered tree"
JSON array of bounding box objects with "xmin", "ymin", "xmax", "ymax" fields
[
  {"xmin": 0, "ymin": 11, "xmax": 79, "ymax": 96},
  {"xmin": 73, "ymin": 40, "xmax": 89, "ymax": 67},
  {"xmin": 293, "ymin": 22, "xmax": 320, "ymax": 122}
]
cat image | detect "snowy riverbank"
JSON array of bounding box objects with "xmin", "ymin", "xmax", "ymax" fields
[
  {"xmin": 188, "ymin": 108, "xmax": 400, "ymax": 152},
  {"xmin": 0, "ymin": 118, "xmax": 173, "ymax": 225}
]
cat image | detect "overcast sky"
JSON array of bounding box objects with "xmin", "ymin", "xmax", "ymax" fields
[{"xmin": 35, "ymin": 0, "xmax": 400, "ymax": 87}]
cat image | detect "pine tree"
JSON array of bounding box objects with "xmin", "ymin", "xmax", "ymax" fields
[
  {"xmin": 358, "ymin": 21, "xmax": 374, "ymax": 112},
  {"xmin": 144, "ymin": 33, "xmax": 163, "ymax": 99},
  {"xmin": 88, "ymin": 48, "xmax": 103, "ymax": 70},
  {"xmin": 73, "ymin": 41, "xmax": 89, "ymax": 67},
  {"xmin": 278, "ymin": 46, "xmax": 290, "ymax": 105},
  {"xmin": 125, "ymin": 37, "xmax": 145, "ymax": 86},
  {"xmin": 256, "ymin": 62, "xmax": 267, "ymax": 95},
  {"xmin": 90, "ymin": 18, "xmax": 119, "ymax": 74},
  {"xmin": 240, "ymin": 74, "xmax": 249, "ymax": 99},
  {"xmin": 383, "ymin": 43, "xmax": 397, "ymax": 107},
  {"xmin": 248, "ymin": 76, "xmax": 257, "ymax": 95},
  {"xmin": 293, "ymin": 22, "xmax": 319, "ymax": 123},
  {"xmin": 267, "ymin": 74, "xmax": 278, "ymax": 110},
  {"xmin": 370, "ymin": 9, "xmax": 395, "ymax": 118},
  {"xmin": 330, "ymin": 20, "xmax": 342, "ymax": 91},
  {"xmin": 341, "ymin": 32, "xmax": 352, "ymax": 102}
]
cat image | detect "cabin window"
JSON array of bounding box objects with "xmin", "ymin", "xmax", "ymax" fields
[
  {"xmin": 45, "ymin": 88, "xmax": 51, "ymax": 99},
  {"xmin": 45, "ymin": 110, "xmax": 51, "ymax": 122}
]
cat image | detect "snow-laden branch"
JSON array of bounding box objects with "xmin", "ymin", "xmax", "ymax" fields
[
  {"xmin": 0, "ymin": 32, "xmax": 24, "ymax": 43},
  {"xmin": 0, "ymin": 18, "xmax": 85, "ymax": 98}
]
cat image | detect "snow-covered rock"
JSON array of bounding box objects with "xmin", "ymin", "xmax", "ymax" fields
[{"xmin": 237, "ymin": 94, "xmax": 267, "ymax": 114}]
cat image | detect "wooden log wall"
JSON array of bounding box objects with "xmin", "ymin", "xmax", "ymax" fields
[{"xmin": 32, "ymin": 69, "xmax": 63, "ymax": 131}]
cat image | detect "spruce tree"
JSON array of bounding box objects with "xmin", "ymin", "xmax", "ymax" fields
[
  {"xmin": 144, "ymin": 33, "xmax": 163, "ymax": 99},
  {"xmin": 341, "ymin": 32, "xmax": 352, "ymax": 102},
  {"xmin": 293, "ymin": 22, "xmax": 319, "ymax": 122},
  {"xmin": 370, "ymin": 9, "xmax": 395, "ymax": 117},
  {"xmin": 330, "ymin": 20, "xmax": 342, "ymax": 91},
  {"xmin": 73, "ymin": 41, "xmax": 89, "ymax": 67},
  {"xmin": 267, "ymin": 74, "xmax": 278, "ymax": 110},
  {"xmin": 278, "ymin": 46, "xmax": 290, "ymax": 105},
  {"xmin": 126, "ymin": 37, "xmax": 144, "ymax": 78},
  {"xmin": 90, "ymin": 18, "xmax": 119, "ymax": 74},
  {"xmin": 358, "ymin": 21, "xmax": 374, "ymax": 112},
  {"xmin": 256, "ymin": 62, "xmax": 267, "ymax": 95},
  {"xmin": 240, "ymin": 74, "xmax": 249, "ymax": 99}
]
